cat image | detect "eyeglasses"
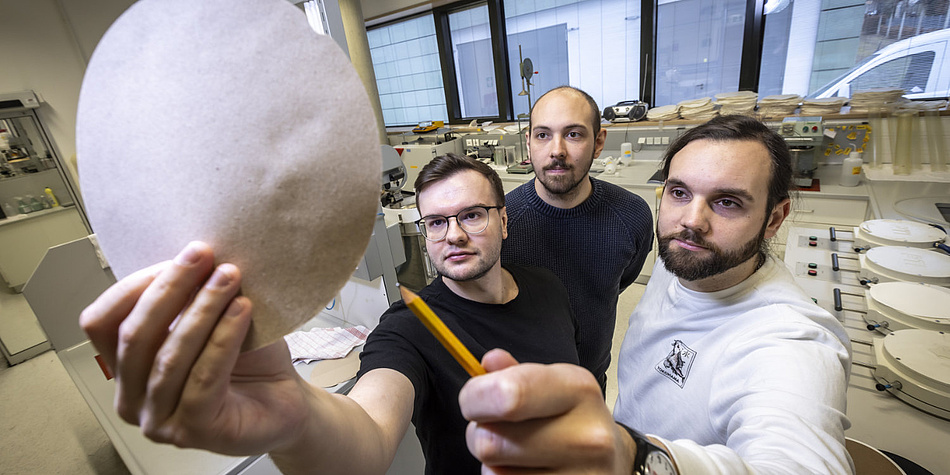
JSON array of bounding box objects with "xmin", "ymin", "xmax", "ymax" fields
[{"xmin": 417, "ymin": 205, "xmax": 503, "ymax": 241}]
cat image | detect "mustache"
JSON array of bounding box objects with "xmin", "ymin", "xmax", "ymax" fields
[
  {"xmin": 543, "ymin": 160, "xmax": 572, "ymax": 171},
  {"xmin": 660, "ymin": 228, "xmax": 714, "ymax": 250}
]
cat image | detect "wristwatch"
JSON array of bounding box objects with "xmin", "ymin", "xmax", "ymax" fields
[{"xmin": 617, "ymin": 423, "xmax": 678, "ymax": 475}]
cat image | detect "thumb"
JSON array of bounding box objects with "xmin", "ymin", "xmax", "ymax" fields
[{"xmin": 482, "ymin": 348, "xmax": 520, "ymax": 372}]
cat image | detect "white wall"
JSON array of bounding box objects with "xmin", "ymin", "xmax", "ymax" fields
[{"xmin": 0, "ymin": 0, "xmax": 135, "ymax": 179}]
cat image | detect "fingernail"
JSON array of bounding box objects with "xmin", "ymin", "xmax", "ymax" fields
[
  {"xmin": 225, "ymin": 298, "xmax": 244, "ymax": 317},
  {"xmin": 206, "ymin": 266, "xmax": 232, "ymax": 288},
  {"xmin": 174, "ymin": 242, "xmax": 202, "ymax": 265}
]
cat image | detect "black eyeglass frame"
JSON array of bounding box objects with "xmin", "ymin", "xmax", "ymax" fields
[{"xmin": 416, "ymin": 205, "xmax": 504, "ymax": 241}]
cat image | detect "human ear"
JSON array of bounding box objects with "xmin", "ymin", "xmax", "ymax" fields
[
  {"xmin": 763, "ymin": 198, "xmax": 791, "ymax": 239},
  {"xmin": 500, "ymin": 206, "xmax": 508, "ymax": 239},
  {"xmin": 593, "ymin": 128, "xmax": 607, "ymax": 157}
]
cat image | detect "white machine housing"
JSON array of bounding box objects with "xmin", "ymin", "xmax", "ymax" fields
[
  {"xmin": 863, "ymin": 281, "xmax": 950, "ymax": 334},
  {"xmin": 853, "ymin": 219, "xmax": 948, "ymax": 250},
  {"xmin": 392, "ymin": 139, "xmax": 463, "ymax": 192},
  {"xmin": 871, "ymin": 329, "xmax": 950, "ymax": 421},
  {"xmin": 857, "ymin": 246, "xmax": 950, "ymax": 287}
]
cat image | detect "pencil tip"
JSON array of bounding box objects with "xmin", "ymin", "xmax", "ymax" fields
[{"xmin": 398, "ymin": 285, "xmax": 412, "ymax": 301}]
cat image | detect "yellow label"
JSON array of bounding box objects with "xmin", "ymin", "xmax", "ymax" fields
[{"xmin": 851, "ymin": 166, "xmax": 861, "ymax": 175}]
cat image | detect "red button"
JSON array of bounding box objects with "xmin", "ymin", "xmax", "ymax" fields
[{"xmin": 808, "ymin": 270, "xmax": 818, "ymax": 276}]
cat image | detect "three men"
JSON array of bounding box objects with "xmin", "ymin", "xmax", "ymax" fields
[
  {"xmin": 502, "ymin": 86, "xmax": 654, "ymax": 391},
  {"xmin": 461, "ymin": 114, "xmax": 854, "ymax": 474},
  {"xmin": 80, "ymin": 154, "xmax": 579, "ymax": 474}
]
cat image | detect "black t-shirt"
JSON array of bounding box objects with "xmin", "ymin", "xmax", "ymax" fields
[{"xmin": 357, "ymin": 264, "xmax": 580, "ymax": 474}]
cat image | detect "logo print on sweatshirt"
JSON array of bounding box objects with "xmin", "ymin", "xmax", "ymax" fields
[{"xmin": 655, "ymin": 340, "xmax": 696, "ymax": 388}]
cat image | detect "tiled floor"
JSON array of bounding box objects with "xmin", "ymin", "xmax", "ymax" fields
[{"xmin": 0, "ymin": 284, "xmax": 127, "ymax": 474}]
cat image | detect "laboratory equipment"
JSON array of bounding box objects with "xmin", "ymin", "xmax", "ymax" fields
[
  {"xmin": 849, "ymin": 219, "xmax": 948, "ymax": 251},
  {"xmin": 380, "ymin": 145, "xmax": 407, "ymax": 208},
  {"xmin": 857, "ymin": 246, "xmax": 950, "ymax": 287},
  {"xmin": 785, "ymin": 225, "xmax": 950, "ymax": 289},
  {"xmin": 412, "ymin": 120, "xmax": 444, "ymax": 134},
  {"xmin": 393, "ymin": 138, "xmax": 463, "ymax": 191},
  {"xmin": 778, "ymin": 116, "xmax": 824, "ymax": 187},
  {"xmin": 869, "ymin": 329, "xmax": 950, "ymax": 420},
  {"xmin": 463, "ymin": 135, "xmax": 501, "ymax": 162},
  {"xmin": 461, "ymin": 131, "xmax": 524, "ymax": 167},
  {"xmin": 784, "ymin": 224, "xmax": 950, "ymax": 472},
  {"xmin": 517, "ymin": 45, "xmax": 534, "ymax": 112},
  {"xmin": 863, "ymin": 281, "xmax": 950, "ymax": 334},
  {"xmin": 506, "ymin": 161, "xmax": 534, "ymax": 174}
]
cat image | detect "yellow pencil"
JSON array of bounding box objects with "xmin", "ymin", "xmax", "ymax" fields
[{"xmin": 398, "ymin": 285, "xmax": 487, "ymax": 377}]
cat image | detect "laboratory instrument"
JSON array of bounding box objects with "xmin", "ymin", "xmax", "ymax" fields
[
  {"xmin": 393, "ymin": 138, "xmax": 463, "ymax": 190},
  {"xmin": 778, "ymin": 116, "xmax": 824, "ymax": 187},
  {"xmin": 784, "ymin": 223, "xmax": 950, "ymax": 472}
]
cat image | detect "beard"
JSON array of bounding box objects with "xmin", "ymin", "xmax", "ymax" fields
[
  {"xmin": 431, "ymin": 242, "xmax": 502, "ymax": 283},
  {"xmin": 657, "ymin": 220, "xmax": 768, "ymax": 282},
  {"xmin": 533, "ymin": 152, "xmax": 595, "ymax": 195}
]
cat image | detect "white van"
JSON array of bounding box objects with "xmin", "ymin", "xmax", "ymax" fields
[{"xmin": 809, "ymin": 28, "xmax": 950, "ymax": 100}]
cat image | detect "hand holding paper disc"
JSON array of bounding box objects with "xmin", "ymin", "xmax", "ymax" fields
[{"xmin": 77, "ymin": 0, "xmax": 381, "ymax": 350}]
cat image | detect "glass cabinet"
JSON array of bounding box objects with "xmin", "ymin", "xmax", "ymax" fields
[{"xmin": 0, "ymin": 91, "xmax": 91, "ymax": 291}]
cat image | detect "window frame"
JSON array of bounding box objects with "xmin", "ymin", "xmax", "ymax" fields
[
  {"xmin": 366, "ymin": 1, "xmax": 772, "ymax": 126},
  {"xmin": 434, "ymin": 0, "xmax": 513, "ymax": 124}
]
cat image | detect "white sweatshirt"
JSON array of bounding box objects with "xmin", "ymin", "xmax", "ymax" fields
[{"xmin": 614, "ymin": 257, "xmax": 853, "ymax": 474}]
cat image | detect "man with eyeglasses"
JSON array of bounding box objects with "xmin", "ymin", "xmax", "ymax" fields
[
  {"xmin": 79, "ymin": 153, "xmax": 579, "ymax": 474},
  {"xmin": 503, "ymin": 86, "xmax": 654, "ymax": 393}
]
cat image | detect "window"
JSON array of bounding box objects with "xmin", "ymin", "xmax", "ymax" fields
[
  {"xmin": 367, "ymin": 15, "xmax": 448, "ymax": 127},
  {"xmin": 366, "ymin": 0, "xmax": 950, "ymax": 129},
  {"xmin": 760, "ymin": 0, "xmax": 950, "ymax": 99},
  {"xmin": 654, "ymin": 0, "xmax": 746, "ymax": 107},
  {"xmin": 504, "ymin": 0, "xmax": 642, "ymax": 117},
  {"xmin": 757, "ymin": 0, "xmax": 793, "ymax": 96},
  {"xmin": 449, "ymin": 4, "xmax": 499, "ymax": 117}
]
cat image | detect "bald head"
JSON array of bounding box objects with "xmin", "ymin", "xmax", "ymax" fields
[{"xmin": 529, "ymin": 86, "xmax": 601, "ymax": 137}]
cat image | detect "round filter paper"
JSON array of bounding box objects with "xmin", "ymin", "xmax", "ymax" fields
[{"xmin": 77, "ymin": 0, "xmax": 381, "ymax": 350}]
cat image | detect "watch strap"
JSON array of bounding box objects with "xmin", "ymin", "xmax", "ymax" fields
[{"xmin": 616, "ymin": 422, "xmax": 672, "ymax": 475}]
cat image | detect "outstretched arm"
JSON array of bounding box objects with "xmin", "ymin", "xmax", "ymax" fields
[{"xmin": 80, "ymin": 241, "xmax": 412, "ymax": 474}]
